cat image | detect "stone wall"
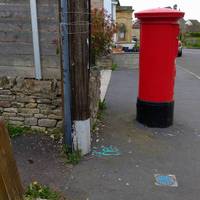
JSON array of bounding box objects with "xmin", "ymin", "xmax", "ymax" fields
[
  {"xmin": 89, "ymin": 68, "xmax": 101, "ymax": 127},
  {"xmin": 0, "ymin": 76, "xmax": 63, "ymax": 132},
  {"xmin": 112, "ymin": 52, "xmax": 139, "ymax": 69},
  {"xmin": 0, "ymin": 69, "xmax": 101, "ymax": 132},
  {"xmin": 96, "ymin": 55, "xmax": 113, "ymax": 69}
]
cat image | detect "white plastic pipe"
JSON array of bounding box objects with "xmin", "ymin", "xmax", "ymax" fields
[{"xmin": 30, "ymin": 0, "xmax": 42, "ymax": 80}]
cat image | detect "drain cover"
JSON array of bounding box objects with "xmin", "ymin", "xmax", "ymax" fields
[{"xmin": 154, "ymin": 174, "xmax": 178, "ymax": 187}]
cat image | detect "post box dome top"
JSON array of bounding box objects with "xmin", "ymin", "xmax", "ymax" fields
[{"xmin": 135, "ymin": 8, "xmax": 184, "ymax": 20}]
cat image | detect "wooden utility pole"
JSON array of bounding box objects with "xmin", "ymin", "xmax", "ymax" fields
[
  {"xmin": 0, "ymin": 120, "xmax": 23, "ymax": 199},
  {"xmin": 68, "ymin": 0, "xmax": 91, "ymax": 155},
  {"xmin": 68, "ymin": 0, "xmax": 90, "ymax": 120}
]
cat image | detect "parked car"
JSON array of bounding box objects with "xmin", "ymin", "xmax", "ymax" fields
[
  {"xmin": 177, "ymin": 40, "xmax": 182, "ymax": 57},
  {"xmin": 119, "ymin": 38, "xmax": 140, "ymax": 53},
  {"xmin": 119, "ymin": 43, "xmax": 136, "ymax": 52}
]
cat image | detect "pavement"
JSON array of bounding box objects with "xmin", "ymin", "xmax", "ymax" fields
[{"xmin": 13, "ymin": 49, "xmax": 200, "ymax": 200}]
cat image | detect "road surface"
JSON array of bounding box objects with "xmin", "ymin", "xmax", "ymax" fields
[
  {"xmin": 59, "ymin": 49, "xmax": 200, "ymax": 199},
  {"xmin": 13, "ymin": 48, "xmax": 200, "ymax": 200},
  {"xmin": 177, "ymin": 48, "xmax": 200, "ymax": 77}
]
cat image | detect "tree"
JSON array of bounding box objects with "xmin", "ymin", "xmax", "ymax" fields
[
  {"xmin": 173, "ymin": 4, "xmax": 178, "ymax": 10},
  {"xmin": 91, "ymin": 9, "xmax": 117, "ymax": 65}
]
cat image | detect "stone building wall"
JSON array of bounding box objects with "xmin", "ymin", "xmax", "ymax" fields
[{"xmin": 116, "ymin": 6, "xmax": 133, "ymax": 44}]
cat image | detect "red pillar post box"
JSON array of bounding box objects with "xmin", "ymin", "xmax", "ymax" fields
[{"xmin": 135, "ymin": 8, "xmax": 184, "ymax": 127}]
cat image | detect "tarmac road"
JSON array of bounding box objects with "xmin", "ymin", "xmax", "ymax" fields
[
  {"xmin": 177, "ymin": 48, "xmax": 200, "ymax": 77},
  {"xmin": 13, "ymin": 49, "xmax": 200, "ymax": 200},
  {"xmin": 62, "ymin": 50, "xmax": 200, "ymax": 200}
]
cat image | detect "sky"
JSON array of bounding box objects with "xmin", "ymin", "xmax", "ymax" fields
[{"xmin": 119, "ymin": 0, "xmax": 200, "ymax": 22}]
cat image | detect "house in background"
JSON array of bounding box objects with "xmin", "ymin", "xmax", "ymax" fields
[
  {"xmin": 116, "ymin": 5, "xmax": 133, "ymax": 45},
  {"xmin": 91, "ymin": 0, "xmax": 119, "ymax": 21},
  {"xmin": 185, "ymin": 19, "xmax": 200, "ymax": 32},
  {"xmin": 104, "ymin": 0, "xmax": 119, "ymax": 21},
  {"xmin": 91, "ymin": 0, "xmax": 119, "ymax": 43},
  {"xmin": 132, "ymin": 19, "xmax": 140, "ymax": 41},
  {"xmin": 91, "ymin": 0, "xmax": 134, "ymax": 46}
]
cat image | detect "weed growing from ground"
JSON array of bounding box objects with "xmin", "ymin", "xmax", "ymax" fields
[
  {"xmin": 48, "ymin": 128, "xmax": 63, "ymax": 141},
  {"xmin": 7, "ymin": 124, "xmax": 31, "ymax": 138},
  {"xmin": 111, "ymin": 63, "xmax": 118, "ymax": 71},
  {"xmin": 92, "ymin": 121, "xmax": 98, "ymax": 132},
  {"xmin": 24, "ymin": 181, "xmax": 64, "ymax": 200},
  {"xmin": 99, "ymin": 100, "xmax": 107, "ymax": 111},
  {"xmin": 63, "ymin": 145, "xmax": 82, "ymax": 165},
  {"xmin": 97, "ymin": 100, "xmax": 107, "ymax": 120}
]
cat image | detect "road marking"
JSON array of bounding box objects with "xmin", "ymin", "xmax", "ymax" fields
[
  {"xmin": 92, "ymin": 146, "xmax": 121, "ymax": 157},
  {"xmin": 177, "ymin": 65, "xmax": 200, "ymax": 80},
  {"xmin": 183, "ymin": 49, "xmax": 200, "ymax": 54},
  {"xmin": 154, "ymin": 174, "xmax": 178, "ymax": 187}
]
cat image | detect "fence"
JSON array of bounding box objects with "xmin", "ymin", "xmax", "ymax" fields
[
  {"xmin": 0, "ymin": 120, "xmax": 23, "ymax": 199},
  {"xmin": 0, "ymin": 0, "xmax": 61, "ymax": 79}
]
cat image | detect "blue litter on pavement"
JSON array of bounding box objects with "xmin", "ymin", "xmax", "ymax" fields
[
  {"xmin": 92, "ymin": 146, "xmax": 121, "ymax": 157},
  {"xmin": 154, "ymin": 174, "xmax": 178, "ymax": 187}
]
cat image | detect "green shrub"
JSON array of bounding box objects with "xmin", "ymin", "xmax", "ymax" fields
[
  {"xmin": 189, "ymin": 32, "xmax": 200, "ymax": 37},
  {"xmin": 91, "ymin": 9, "xmax": 117, "ymax": 65},
  {"xmin": 186, "ymin": 43, "xmax": 200, "ymax": 48},
  {"xmin": 184, "ymin": 36, "xmax": 200, "ymax": 48}
]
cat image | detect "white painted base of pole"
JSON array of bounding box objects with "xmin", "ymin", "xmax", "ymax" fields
[{"xmin": 73, "ymin": 119, "xmax": 91, "ymax": 155}]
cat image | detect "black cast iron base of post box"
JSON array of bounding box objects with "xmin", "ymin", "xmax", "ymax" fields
[{"xmin": 136, "ymin": 99, "xmax": 174, "ymax": 128}]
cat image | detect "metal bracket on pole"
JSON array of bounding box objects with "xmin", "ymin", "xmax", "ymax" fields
[{"xmin": 30, "ymin": 0, "xmax": 42, "ymax": 80}]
